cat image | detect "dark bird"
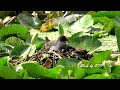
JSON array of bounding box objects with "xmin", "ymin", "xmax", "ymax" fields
[{"xmin": 48, "ymin": 35, "xmax": 75, "ymax": 53}]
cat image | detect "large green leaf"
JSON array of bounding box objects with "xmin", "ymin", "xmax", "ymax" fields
[
  {"xmin": 112, "ymin": 66, "xmax": 120, "ymax": 73},
  {"xmin": 57, "ymin": 66, "xmax": 76, "ymax": 79},
  {"xmin": 84, "ymin": 74, "xmax": 108, "ymax": 79},
  {"xmin": 0, "ymin": 56, "xmax": 9, "ymax": 66},
  {"xmin": 17, "ymin": 68, "xmax": 35, "ymax": 79},
  {"xmin": 5, "ymin": 37, "xmax": 25, "ymax": 47},
  {"xmin": 56, "ymin": 58, "xmax": 79, "ymax": 67},
  {"xmin": 0, "ymin": 66, "xmax": 20, "ymax": 79},
  {"xmin": 67, "ymin": 36, "xmax": 101, "ymax": 52},
  {"xmin": 22, "ymin": 62, "xmax": 59, "ymax": 79},
  {"xmin": 48, "ymin": 65, "xmax": 65, "ymax": 79},
  {"xmin": 10, "ymin": 45, "xmax": 29, "ymax": 57},
  {"xmin": 74, "ymin": 68, "xmax": 86, "ymax": 79},
  {"xmin": 80, "ymin": 14, "xmax": 94, "ymax": 29},
  {"xmin": 17, "ymin": 12, "xmax": 42, "ymax": 29},
  {"xmin": 69, "ymin": 32, "xmax": 85, "ymax": 40},
  {"xmin": 114, "ymin": 15, "xmax": 120, "ymax": 28},
  {"xmin": 115, "ymin": 27, "xmax": 120, "ymax": 51},
  {"xmin": 89, "ymin": 50, "xmax": 111, "ymax": 65},
  {"xmin": 0, "ymin": 24, "xmax": 30, "ymax": 41},
  {"xmin": 93, "ymin": 16, "xmax": 112, "ymax": 24},
  {"xmin": 85, "ymin": 67, "xmax": 106, "ymax": 75},
  {"xmin": 91, "ymin": 11, "xmax": 120, "ymax": 18}
]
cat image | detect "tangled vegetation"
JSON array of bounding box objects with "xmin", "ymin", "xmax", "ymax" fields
[{"xmin": 1, "ymin": 11, "xmax": 120, "ymax": 79}]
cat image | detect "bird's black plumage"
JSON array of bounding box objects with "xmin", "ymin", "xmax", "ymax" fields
[{"xmin": 48, "ymin": 35, "xmax": 75, "ymax": 53}]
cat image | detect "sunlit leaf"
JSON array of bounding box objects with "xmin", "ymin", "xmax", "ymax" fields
[
  {"xmin": 58, "ymin": 24, "xmax": 64, "ymax": 35},
  {"xmin": 56, "ymin": 58, "xmax": 79, "ymax": 67},
  {"xmin": 18, "ymin": 12, "xmax": 41, "ymax": 29},
  {"xmin": 84, "ymin": 74, "xmax": 107, "ymax": 79},
  {"xmin": 0, "ymin": 56, "xmax": 9, "ymax": 66},
  {"xmin": 10, "ymin": 45, "xmax": 29, "ymax": 57},
  {"xmin": 67, "ymin": 36, "xmax": 101, "ymax": 52},
  {"xmin": 80, "ymin": 15, "xmax": 94, "ymax": 29},
  {"xmin": 0, "ymin": 66, "xmax": 20, "ymax": 79},
  {"xmin": 115, "ymin": 26, "xmax": 120, "ymax": 51},
  {"xmin": 89, "ymin": 50, "xmax": 111, "ymax": 65}
]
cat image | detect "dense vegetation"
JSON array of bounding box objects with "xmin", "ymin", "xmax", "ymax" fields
[{"xmin": 0, "ymin": 11, "xmax": 120, "ymax": 79}]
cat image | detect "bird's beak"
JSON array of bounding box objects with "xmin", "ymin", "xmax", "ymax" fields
[{"xmin": 65, "ymin": 36, "xmax": 68, "ymax": 41}]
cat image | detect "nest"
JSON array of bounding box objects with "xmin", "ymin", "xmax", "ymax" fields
[{"xmin": 9, "ymin": 48, "xmax": 93, "ymax": 69}]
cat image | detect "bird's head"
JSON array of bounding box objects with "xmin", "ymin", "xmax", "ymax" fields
[{"xmin": 57, "ymin": 35, "xmax": 68, "ymax": 42}]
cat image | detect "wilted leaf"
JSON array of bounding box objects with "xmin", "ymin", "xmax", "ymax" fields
[
  {"xmin": 18, "ymin": 12, "xmax": 41, "ymax": 29},
  {"xmin": 40, "ymin": 19, "xmax": 55, "ymax": 32}
]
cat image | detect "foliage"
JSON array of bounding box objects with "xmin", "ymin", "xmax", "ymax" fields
[{"xmin": 0, "ymin": 11, "xmax": 120, "ymax": 79}]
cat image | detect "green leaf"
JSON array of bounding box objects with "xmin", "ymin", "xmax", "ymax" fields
[
  {"xmin": 5, "ymin": 37, "xmax": 25, "ymax": 47},
  {"xmin": 112, "ymin": 66, "xmax": 120, "ymax": 73},
  {"xmin": 69, "ymin": 19, "xmax": 85, "ymax": 33},
  {"xmin": 85, "ymin": 67, "xmax": 106, "ymax": 75},
  {"xmin": 22, "ymin": 62, "xmax": 54, "ymax": 79},
  {"xmin": 74, "ymin": 68, "xmax": 86, "ymax": 79},
  {"xmin": 58, "ymin": 67, "xmax": 76, "ymax": 79},
  {"xmin": 93, "ymin": 16, "xmax": 112, "ymax": 24},
  {"xmin": 58, "ymin": 24, "xmax": 64, "ymax": 35},
  {"xmin": 67, "ymin": 36, "xmax": 101, "ymax": 52},
  {"xmin": 89, "ymin": 50, "xmax": 111, "ymax": 65},
  {"xmin": 17, "ymin": 68, "xmax": 35, "ymax": 79},
  {"xmin": 0, "ymin": 24, "xmax": 30, "ymax": 41},
  {"xmin": 10, "ymin": 45, "xmax": 29, "ymax": 57},
  {"xmin": 56, "ymin": 58, "xmax": 79, "ymax": 67},
  {"xmin": 0, "ymin": 66, "xmax": 20, "ymax": 79},
  {"xmin": 31, "ymin": 33, "xmax": 38, "ymax": 45},
  {"xmin": 115, "ymin": 27, "xmax": 120, "ymax": 51},
  {"xmin": 17, "ymin": 12, "xmax": 41, "ymax": 29},
  {"xmin": 0, "ymin": 56, "xmax": 9, "ymax": 66},
  {"xmin": 103, "ymin": 61, "xmax": 111, "ymax": 74},
  {"xmin": 49, "ymin": 65, "xmax": 65, "ymax": 79},
  {"xmin": 69, "ymin": 32, "xmax": 85, "ymax": 40},
  {"xmin": 28, "ymin": 45, "xmax": 36, "ymax": 56},
  {"xmin": 114, "ymin": 15, "xmax": 120, "ymax": 28},
  {"xmin": 80, "ymin": 15, "xmax": 94, "ymax": 29},
  {"xmin": 91, "ymin": 11, "xmax": 120, "ymax": 18},
  {"xmin": 84, "ymin": 74, "xmax": 107, "ymax": 79}
]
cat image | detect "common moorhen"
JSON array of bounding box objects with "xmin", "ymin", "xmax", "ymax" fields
[{"xmin": 48, "ymin": 35, "xmax": 75, "ymax": 53}]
